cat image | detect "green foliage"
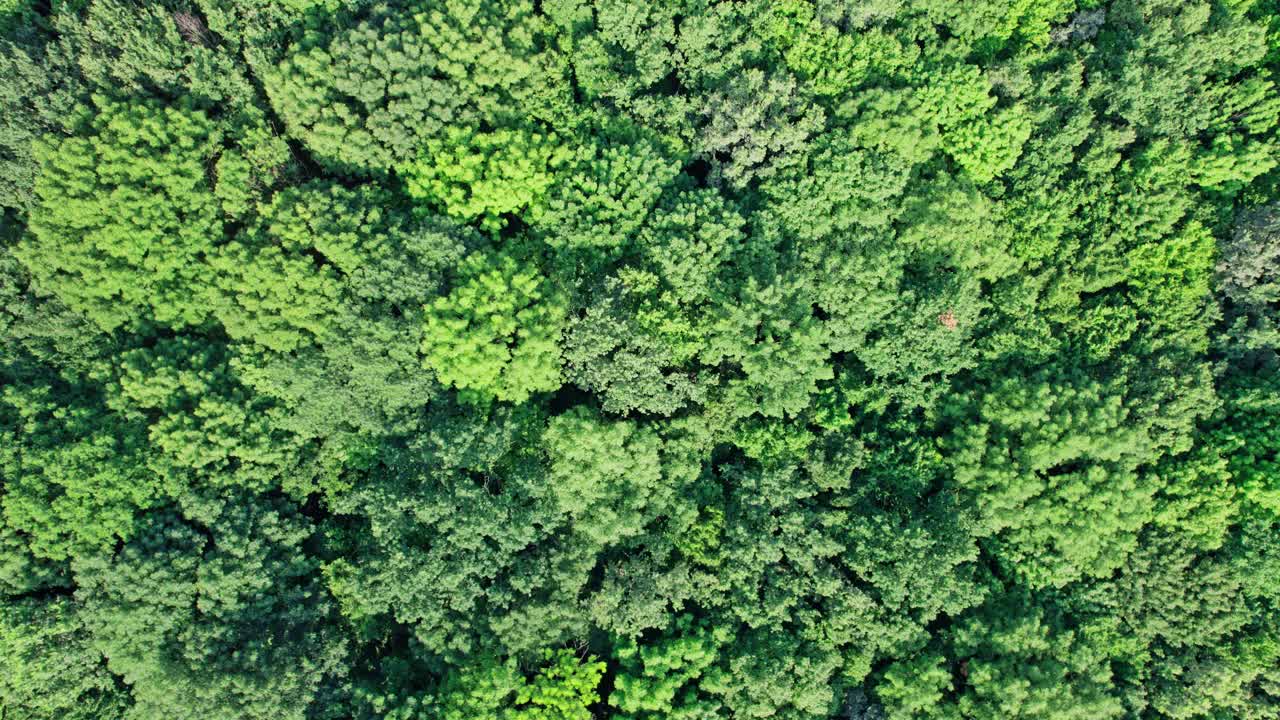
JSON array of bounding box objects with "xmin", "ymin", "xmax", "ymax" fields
[
  {"xmin": 920, "ymin": 0, "xmax": 1076, "ymax": 52},
  {"xmin": 542, "ymin": 407, "xmax": 670, "ymax": 544},
  {"xmin": 513, "ymin": 649, "xmax": 607, "ymax": 720},
  {"xmin": 705, "ymin": 277, "xmax": 834, "ymax": 418},
  {"xmin": 875, "ymin": 652, "xmax": 952, "ymax": 719},
  {"xmin": 918, "ymin": 64, "xmax": 1033, "ymax": 182},
  {"xmin": 947, "ymin": 592, "xmax": 1124, "ymax": 720},
  {"xmin": 0, "ymin": 596, "xmax": 128, "ymax": 720},
  {"xmin": 263, "ymin": 0, "xmax": 567, "ymax": 174},
  {"xmin": 208, "ymin": 182, "xmax": 421, "ymax": 353},
  {"xmin": 764, "ymin": 1, "xmax": 916, "ymax": 96},
  {"xmin": 1212, "ymin": 370, "xmax": 1280, "ymax": 515},
  {"xmin": 402, "ymin": 127, "xmax": 572, "ymax": 233},
  {"xmin": 1218, "ymin": 205, "xmax": 1280, "ymax": 357},
  {"xmin": 640, "ymin": 184, "xmax": 746, "ymax": 304},
  {"xmin": 0, "ymin": 0, "xmax": 34, "ymax": 34},
  {"xmin": 877, "ymin": 592, "xmax": 1125, "ymax": 720},
  {"xmin": 758, "ymin": 130, "xmax": 913, "ymax": 244},
  {"xmin": 529, "ymin": 122, "xmax": 680, "ymax": 251},
  {"xmin": 73, "ymin": 499, "xmax": 347, "ymax": 720},
  {"xmin": 702, "ymin": 628, "xmax": 841, "ymax": 720},
  {"xmin": 19, "ymin": 95, "xmax": 224, "ymax": 331},
  {"xmin": 696, "ymin": 68, "xmax": 825, "ymax": 187},
  {"xmin": 946, "ymin": 368, "xmax": 1157, "ymax": 588},
  {"xmin": 0, "ymin": 40, "xmax": 54, "ymax": 212},
  {"xmin": 1, "ymin": 374, "xmax": 159, "ymax": 562},
  {"xmin": 227, "ymin": 190, "xmax": 466, "ymax": 475},
  {"xmin": 421, "ymin": 251, "xmax": 567, "ymax": 403},
  {"xmin": 433, "ymin": 649, "xmax": 605, "ymax": 720},
  {"xmin": 106, "ymin": 337, "xmax": 293, "ymax": 491},
  {"xmin": 1098, "ymin": 0, "xmax": 1276, "ymax": 142},
  {"xmin": 4, "ymin": 1, "xmax": 1280, "ymax": 719},
  {"xmin": 611, "ymin": 614, "xmax": 730, "ymax": 719},
  {"xmin": 562, "ymin": 277, "xmax": 708, "ymax": 415}
]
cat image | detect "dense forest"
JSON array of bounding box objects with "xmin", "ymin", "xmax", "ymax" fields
[{"xmin": 2, "ymin": 0, "xmax": 1280, "ymax": 718}]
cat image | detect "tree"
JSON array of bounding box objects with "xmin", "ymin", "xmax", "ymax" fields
[
  {"xmin": 638, "ymin": 184, "xmax": 746, "ymax": 305},
  {"xmin": 916, "ymin": 64, "xmax": 1032, "ymax": 183},
  {"xmin": 263, "ymin": 0, "xmax": 569, "ymax": 175},
  {"xmin": 401, "ymin": 126, "xmax": 573, "ymax": 233},
  {"xmin": 1, "ymin": 372, "xmax": 160, "ymax": 563},
  {"xmin": 562, "ymin": 278, "xmax": 707, "ymax": 416},
  {"xmin": 0, "ymin": 39, "xmax": 62, "ymax": 213},
  {"xmin": 762, "ymin": 0, "xmax": 917, "ymax": 97},
  {"xmin": 5, "ymin": 2, "xmax": 1280, "ymax": 718},
  {"xmin": 757, "ymin": 130, "xmax": 913, "ymax": 244},
  {"xmin": 1210, "ymin": 371, "xmax": 1280, "ymax": 516},
  {"xmin": 702, "ymin": 628, "xmax": 842, "ymax": 720},
  {"xmin": 73, "ymin": 498, "xmax": 348, "ymax": 720},
  {"xmin": 1218, "ymin": 204, "xmax": 1280, "ymax": 358},
  {"xmin": 611, "ymin": 614, "xmax": 731, "ymax": 720},
  {"xmin": 321, "ymin": 401, "xmax": 584, "ymax": 658},
  {"xmin": 1095, "ymin": 0, "xmax": 1276, "ymax": 144},
  {"xmin": 703, "ymin": 277, "xmax": 834, "ymax": 418},
  {"xmin": 528, "ymin": 120, "xmax": 680, "ymax": 252},
  {"xmin": 874, "ymin": 652, "xmax": 953, "ymax": 720},
  {"xmin": 917, "ymin": 0, "xmax": 1076, "ymax": 53},
  {"xmin": 542, "ymin": 407, "xmax": 672, "ymax": 545},
  {"xmin": 105, "ymin": 337, "xmax": 296, "ymax": 493},
  {"xmin": 19, "ymin": 95, "xmax": 224, "ymax": 331},
  {"xmin": 0, "ymin": 596, "xmax": 129, "ymax": 720},
  {"xmin": 227, "ymin": 188, "xmax": 467, "ymax": 479},
  {"xmin": 696, "ymin": 68, "xmax": 825, "ymax": 188},
  {"xmin": 948, "ymin": 591, "xmax": 1124, "ymax": 720},
  {"xmin": 945, "ymin": 367, "xmax": 1158, "ymax": 588},
  {"xmin": 545, "ymin": 0, "xmax": 684, "ymax": 133},
  {"xmin": 421, "ymin": 251, "xmax": 567, "ymax": 404},
  {"xmin": 432, "ymin": 649, "xmax": 606, "ymax": 720}
]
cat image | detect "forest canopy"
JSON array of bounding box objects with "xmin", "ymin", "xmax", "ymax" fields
[{"xmin": 2, "ymin": 0, "xmax": 1280, "ymax": 718}]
